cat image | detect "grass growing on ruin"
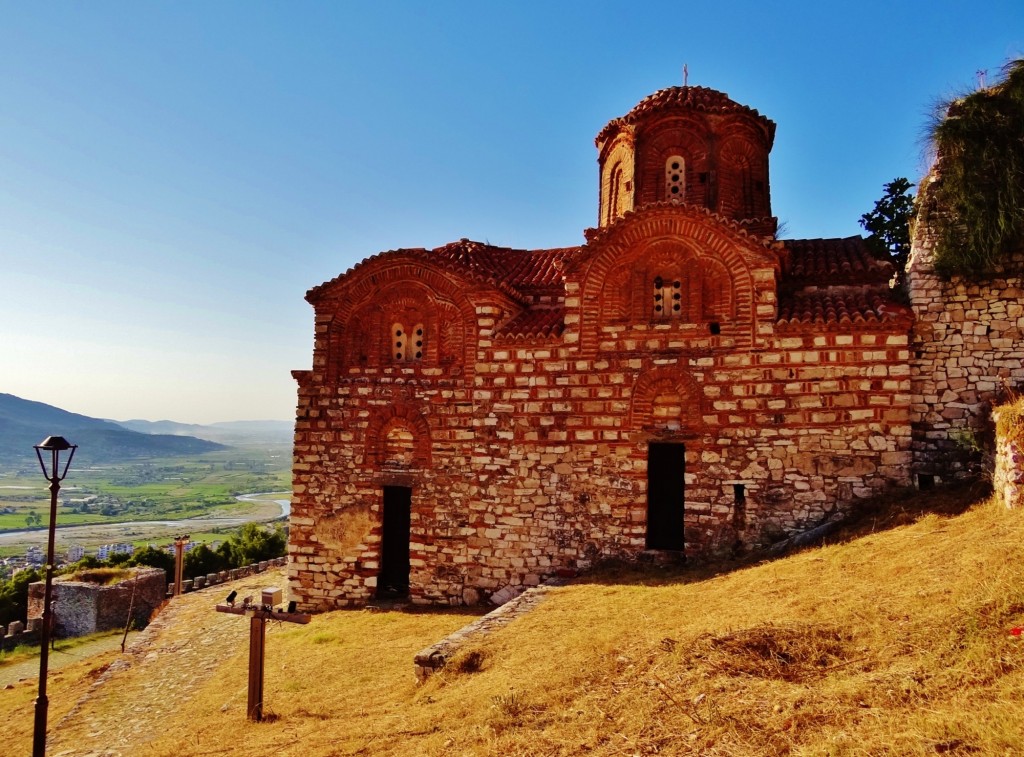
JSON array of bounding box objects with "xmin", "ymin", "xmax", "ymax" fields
[
  {"xmin": 64, "ymin": 567, "xmax": 134, "ymax": 585},
  {"xmin": 4, "ymin": 486, "xmax": 1024, "ymax": 756}
]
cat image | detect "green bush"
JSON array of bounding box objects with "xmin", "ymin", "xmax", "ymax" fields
[{"xmin": 0, "ymin": 568, "xmax": 41, "ymax": 626}]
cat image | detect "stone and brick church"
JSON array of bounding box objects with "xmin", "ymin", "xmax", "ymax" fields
[{"xmin": 288, "ymin": 85, "xmax": 1022, "ymax": 610}]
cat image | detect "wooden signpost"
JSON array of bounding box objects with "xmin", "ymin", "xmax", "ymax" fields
[{"xmin": 216, "ymin": 588, "xmax": 310, "ymax": 721}]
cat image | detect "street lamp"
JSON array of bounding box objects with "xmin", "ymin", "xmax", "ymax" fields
[{"xmin": 32, "ymin": 435, "xmax": 77, "ymax": 757}]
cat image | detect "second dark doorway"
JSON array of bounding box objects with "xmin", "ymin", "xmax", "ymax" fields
[
  {"xmin": 646, "ymin": 442, "xmax": 685, "ymax": 550},
  {"xmin": 378, "ymin": 485, "xmax": 411, "ymax": 597}
]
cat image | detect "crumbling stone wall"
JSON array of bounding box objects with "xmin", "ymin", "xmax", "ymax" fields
[
  {"xmin": 28, "ymin": 567, "xmax": 166, "ymax": 638},
  {"xmin": 906, "ymin": 173, "xmax": 1024, "ymax": 482},
  {"xmin": 994, "ymin": 402, "xmax": 1024, "ymax": 509}
]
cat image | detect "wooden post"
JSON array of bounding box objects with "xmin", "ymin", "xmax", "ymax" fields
[
  {"xmin": 247, "ymin": 615, "xmax": 266, "ymax": 720},
  {"xmin": 173, "ymin": 534, "xmax": 189, "ymax": 597},
  {"xmin": 216, "ymin": 600, "xmax": 310, "ymax": 722}
]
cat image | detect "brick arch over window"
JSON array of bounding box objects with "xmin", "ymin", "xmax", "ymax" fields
[
  {"xmin": 365, "ymin": 404, "xmax": 432, "ymax": 469},
  {"xmin": 579, "ymin": 207, "xmax": 774, "ymax": 353},
  {"xmin": 717, "ymin": 128, "xmax": 770, "ymax": 220},
  {"xmin": 323, "ymin": 260, "xmax": 478, "ymax": 381},
  {"xmin": 599, "ymin": 136, "xmax": 635, "ymax": 226},
  {"xmin": 594, "ymin": 234, "xmax": 743, "ymax": 325},
  {"xmin": 635, "ymin": 119, "xmax": 710, "ymax": 208},
  {"xmin": 628, "ymin": 368, "xmax": 705, "ymax": 432}
]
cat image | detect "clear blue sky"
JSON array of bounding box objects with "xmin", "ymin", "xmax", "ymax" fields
[{"xmin": 1, "ymin": 2, "xmax": 1021, "ymax": 424}]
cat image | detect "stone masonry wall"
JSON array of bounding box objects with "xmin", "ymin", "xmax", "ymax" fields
[
  {"xmin": 290, "ymin": 319, "xmax": 911, "ymax": 611},
  {"xmin": 906, "ymin": 177, "xmax": 1024, "ymax": 481},
  {"xmin": 28, "ymin": 567, "xmax": 166, "ymax": 638}
]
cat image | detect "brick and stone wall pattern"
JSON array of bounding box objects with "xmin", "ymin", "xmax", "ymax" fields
[
  {"xmin": 906, "ymin": 175, "xmax": 1024, "ymax": 481},
  {"xmin": 289, "ymin": 262, "xmax": 912, "ymax": 610}
]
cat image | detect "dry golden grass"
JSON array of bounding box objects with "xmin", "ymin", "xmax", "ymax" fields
[
  {"xmin": 4, "ymin": 486, "xmax": 1024, "ymax": 756},
  {"xmin": 0, "ymin": 650, "xmax": 120, "ymax": 747}
]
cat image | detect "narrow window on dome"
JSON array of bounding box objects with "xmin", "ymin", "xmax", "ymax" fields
[{"xmin": 665, "ymin": 156, "xmax": 685, "ymax": 202}]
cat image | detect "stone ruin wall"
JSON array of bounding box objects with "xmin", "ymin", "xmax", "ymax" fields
[
  {"xmin": 906, "ymin": 178, "xmax": 1024, "ymax": 482},
  {"xmin": 290, "ymin": 315, "xmax": 911, "ymax": 610},
  {"xmin": 28, "ymin": 567, "xmax": 166, "ymax": 638}
]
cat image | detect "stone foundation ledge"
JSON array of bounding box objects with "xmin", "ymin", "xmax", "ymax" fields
[
  {"xmin": 0, "ymin": 619, "xmax": 41, "ymax": 652},
  {"xmin": 414, "ymin": 577, "xmax": 566, "ymax": 681},
  {"xmin": 165, "ymin": 556, "xmax": 287, "ymax": 596}
]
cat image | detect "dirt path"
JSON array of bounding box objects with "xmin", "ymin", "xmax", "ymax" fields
[
  {"xmin": 47, "ymin": 568, "xmax": 287, "ymax": 757},
  {"xmin": 0, "ymin": 632, "xmax": 138, "ymax": 687}
]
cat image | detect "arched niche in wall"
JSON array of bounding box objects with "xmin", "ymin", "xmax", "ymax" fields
[
  {"xmin": 634, "ymin": 117, "xmax": 710, "ymax": 209},
  {"xmin": 628, "ymin": 367, "xmax": 705, "ymax": 435},
  {"xmin": 597, "ymin": 238, "xmax": 738, "ymax": 324},
  {"xmin": 716, "ymin": 128, "xmax": 770, "ymax": 220},
  {"xmin": 364, "ymin": 404, "xmax": 433, "ymax": 470},
  {"xmin": 599, "ymin": 135, "xmax": 635, "ymax": 226},
  {"xmin": 579, "ymin": 206, "xmax": 770, "ymax": 354}
]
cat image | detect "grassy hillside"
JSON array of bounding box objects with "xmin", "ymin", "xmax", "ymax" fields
[{"xmin": 2, "ymin": 486, "xmax": 1022, "ymax": 756}]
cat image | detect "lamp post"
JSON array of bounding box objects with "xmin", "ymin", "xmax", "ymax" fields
[
  {"xmin": 172, "ymin": 534, "xmax": 190, "ymax": 596},
  {"xmin": 32, "ymin": 435, "xmax": 77, "ymax": 757}
]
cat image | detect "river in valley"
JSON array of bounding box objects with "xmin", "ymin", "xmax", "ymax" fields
[{"xmin": 0, "ymin": 492, "xmax": 291, "ymax": 550}]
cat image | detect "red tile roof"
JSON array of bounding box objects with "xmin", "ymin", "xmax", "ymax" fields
[
  {"xmin": 310, "ymin": 228, "xmax": 909, "ymax": 338},
  {"xmin": 306, "ymin": 241, "xmax": 581, "ymax": 304},
  {"xmin": 782, "ymin": 237, "xmax": 894, "ymax": 286},
  {"xmin": 429, "ymin": 239, "xmax": 582, "ymax": 293},
  {"xmin": 492, "ymin": 308, "xmax": 565, "ymax": 339},
  {"xmin": 597, "ymin": 86, "xmax": 776, "ymax": 146},
  {"xmin": 776, "ymin": 288, "xmax": 912, "ymax": 330}
]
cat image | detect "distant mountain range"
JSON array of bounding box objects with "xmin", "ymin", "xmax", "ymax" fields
[
  {"xmin": 112, "ymin": 418, "xmax": 294, "ymax": 445},
  {"xmin": 0, "ymin": 393, "xmax": 292, "ymax": 467}
]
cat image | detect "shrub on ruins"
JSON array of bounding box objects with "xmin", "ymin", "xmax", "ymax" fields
[{"xmin": 926, "ymin": 58, "xmax": 1024, "ymax": 276}]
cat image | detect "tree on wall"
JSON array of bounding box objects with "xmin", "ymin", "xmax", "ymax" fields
[
  {"xmin": 926, "ymin": 58, "xmax": 1024, "ymax": 276},
  {"xmin": 860, "ymin": 177, "xmax": 916, "ymax": 283},
  {"xmin": 128, "ymin": 545, "xmax": 175, "ymax": 576},
  {"xmin": 225, "ymin": 522, "xmax": 287, "ymax": 566}
]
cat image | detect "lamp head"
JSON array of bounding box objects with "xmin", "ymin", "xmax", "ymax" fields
[
  {"xmin": 36, "ymin": 436, "xmax": 73, "ymax": 451},
  {"xmin": 34, "ymin": 436, "xmax": 78, "ymax": 481}
]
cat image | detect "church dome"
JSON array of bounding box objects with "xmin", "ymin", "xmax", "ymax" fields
[{"xmin": 595, "ymin": 86, "xmax": 776, "ymax": 230}]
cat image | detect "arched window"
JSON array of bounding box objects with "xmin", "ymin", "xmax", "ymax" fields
[
  {"xmin": 391, "ymin": 321, "xmax": 425, "ymax": 362},
  {"xmin": 652, "ymin": 275, "xmax": 683, "ymax": 319},
  {"xmin": 665, "ymin": 156, "xmax": 685, "ymax": 202},
  {"xmin": 608, "ymin": 163, "xmax": 623, "ymax": 224}
]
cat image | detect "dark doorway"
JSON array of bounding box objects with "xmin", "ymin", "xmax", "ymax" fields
[
  {"xmin": 378, "ymin": 486, "xmax": 411, "ymax": 597},
  {"xmin": 646, "ymin": 443, "xmax": 685, "ymax": 550}
]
